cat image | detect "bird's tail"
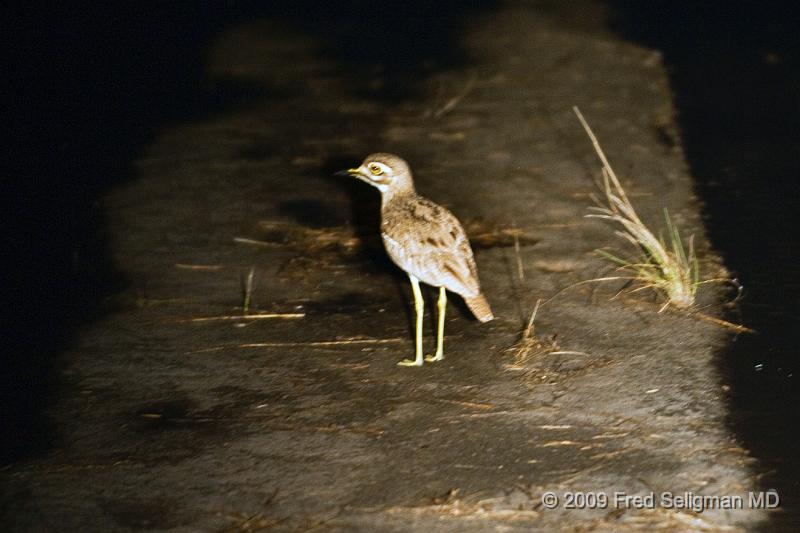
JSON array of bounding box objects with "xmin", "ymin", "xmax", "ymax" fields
[{"xmin": 464, "ymin": 293, "xmax": 494, "ymax": 323}]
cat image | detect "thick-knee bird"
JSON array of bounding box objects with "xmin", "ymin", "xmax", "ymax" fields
[{"xmin": 339, "ymin": 153, "xmax": 493, "ymax": 366}]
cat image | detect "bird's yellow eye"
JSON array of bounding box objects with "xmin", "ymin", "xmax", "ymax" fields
[{"xmin": 368, "ymin": 163, "xmax": 384, "ymax": 176}]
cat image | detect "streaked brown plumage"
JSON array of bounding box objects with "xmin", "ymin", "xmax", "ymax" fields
[
  {"xmin": 381, "ymin": 192, "xmax": 493, "ymax": 321},
  {"xmin": 341, "ymin": 152, "xmax": 493, "ymax": 366}
]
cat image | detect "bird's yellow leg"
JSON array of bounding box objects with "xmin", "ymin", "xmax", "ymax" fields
[
  {"xmin": 425, "ymin": 287, "xmax": 446, "ymax": 362},
  {"xmin": 398, "ymin": 275, "xmax": 424, "ymax": 367}
]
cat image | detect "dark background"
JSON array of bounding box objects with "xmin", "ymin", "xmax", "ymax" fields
[
  {"xmin": 2, "ymin": 0, "xmax": 488, "ymax": 462},
  {"xmin": 4, "ymin": 0, "xmax": 799, "ymax": 528},
  {"xmin": 611, "ymin": 2, "xmax": 800, "ymax": 526}
]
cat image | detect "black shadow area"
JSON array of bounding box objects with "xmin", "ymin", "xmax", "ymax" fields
[
  {"xmin": 263, "ymin": 0, "xmax": 493, "ymax": 102},
  {"xmin": 2, "ymin": 1, "xmax": 496, "ymax": 465},
  {"xmin": 611, "ymin": 2, "xmax": 800, "ymax": 530},
  {"xmin": 2, "ymin": 3, "xmax": 278, "ymax": 464}
]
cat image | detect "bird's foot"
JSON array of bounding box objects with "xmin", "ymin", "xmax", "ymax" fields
[
  {"xmin": 397, "ymin": 357, "xmax": 424, "ymax": 367},
  {"xmin": 424, "ymin": 352, "xmax": 444, "ymax": 363}
]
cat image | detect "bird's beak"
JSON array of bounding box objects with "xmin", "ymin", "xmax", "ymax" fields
[{"xmin": 334, "ymin": 167, "xmax": 362, "ymax": 177}]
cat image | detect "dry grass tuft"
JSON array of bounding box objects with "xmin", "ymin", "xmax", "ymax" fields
[
  {"xmin": 574, "ymin": 106, "xmax": 702, "ymax": 311},
  {"xmin": 507, "ymin": 300, "xmax": 560, "ymax": 368}
]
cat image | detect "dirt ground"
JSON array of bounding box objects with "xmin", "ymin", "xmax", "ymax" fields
[{"xmin": 2, "ymin": 2, "xmax": 768, "ymax": 531}]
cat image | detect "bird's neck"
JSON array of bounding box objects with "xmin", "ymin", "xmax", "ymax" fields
[{"xmin": 380, "ymin": 183, "xmax": 416, "ymax": 208}]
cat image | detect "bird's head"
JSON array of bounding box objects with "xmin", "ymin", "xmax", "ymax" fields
[{"xmin": 337, "ymin": 153, "xmax": 415, "ymax": 196}]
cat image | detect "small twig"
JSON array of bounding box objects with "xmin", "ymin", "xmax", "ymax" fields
[
  {"xmin": 691, "ymin": 312, "xmax": 756, "ymax": 334},
  {"xmin": 538, "ymin": 276, "xmax": 633, "ymax": 310},
  {"xmin": 573, "ymin": 106, "xmax": 633, "ymax": 207},
  {"xmin": 174, "ymin": 313, "xmax": 305, "ymax": 323},
  {"xmin": 242, "ymin": 267, "xmax": 256, "ymax": 314},
  {"xmin": 236, "ymin": 338, "xmax": 407, "ymax": 348},
  {"xmin": 524, "ymin": 299, "xmax": 543, "ymax": 339},
  {"xmin": 174, "ymin": 263, "xmax": 224, "ymax": 271},
  {"xmin": 609, "ymin": 277, "xmax": 635, "ymax": 300},
  {"xmin": 233, "ymin": 237, "xmax": 282, "ymax": 247},
  {"xmin": 512, "ymin": 223, "xmax": 525, "ymax": 281},
  {"xmin": 432, "ymin": 72, "xmax": 477, "ymax": 118},
  {"xmin": 185, "ymin": 337, "xmax": 412, "ymax": 354},
  {"xmin": 435, "ymin": 399, "xmax": 495, "ymax": 411}
]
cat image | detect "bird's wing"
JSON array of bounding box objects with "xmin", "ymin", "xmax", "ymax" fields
[
  {"xmin": 383, "ymin": 200, "xmax": 481, "ymax": 297},
  {"xmin": 433, "ymin": 226, "xmax": 481, "ymax": 297}
]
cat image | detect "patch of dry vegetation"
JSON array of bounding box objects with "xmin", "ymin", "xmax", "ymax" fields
[
  {"xmin": 574, "ymin": 106, "xmax": 701, "ymax": 311},
  {"xmin": 571, "ymin": 108, "xmax": 752, "ymax": 333},
  {"xmin": 506, "ymin": 300, "xmax": 560, "ymax": 369}
]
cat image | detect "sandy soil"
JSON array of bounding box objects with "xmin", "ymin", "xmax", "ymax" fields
[{"xmin": 2, "ymin": 2, "xmax": 766, "ymax": 531}]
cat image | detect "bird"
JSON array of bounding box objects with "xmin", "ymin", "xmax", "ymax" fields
[{"xmin": 338, "ymin": 153, "xmax": 493, "ymax": 367}]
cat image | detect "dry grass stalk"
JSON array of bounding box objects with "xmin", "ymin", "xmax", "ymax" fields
[
  {"xmin": 691, "ymin": 311, "xmax": 755, "ymax": 333},
  {"xmin": 175, "ymin": 313, "xmax": 305, "ymax": 323},
  {"xmin": 241, "ymin": 266, "xmax": 255, "ymax": 314},
  {"xmin": 431, "ymin": 72, "xmax": 477, "ymax": 118},
  {"xmin": 512, "ymin": 223, "xmax": 525, "ymax": 281},
  {"xmin": 184, "ymin": 336, "xmax": 410, "ymax": 355},
  {"xmin": 174, "ymin": 263, "xmax": 224, "ymax": 271}
]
